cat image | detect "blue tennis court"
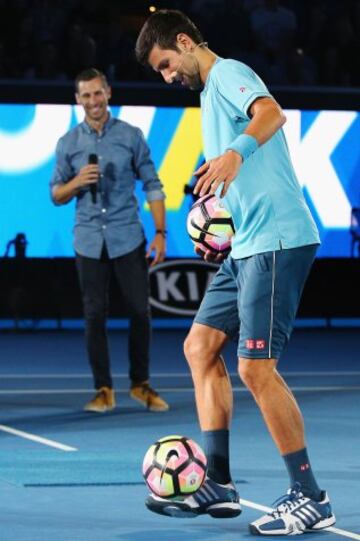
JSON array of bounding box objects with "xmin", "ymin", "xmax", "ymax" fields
[{"xmin": 0, "ymin": 328, "xmax": 359, "ymax": 541}]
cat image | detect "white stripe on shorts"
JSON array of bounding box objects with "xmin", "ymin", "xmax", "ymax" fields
[{"xmin": 268, "ymin": 251, "xmax": 276, "ymax": 358}]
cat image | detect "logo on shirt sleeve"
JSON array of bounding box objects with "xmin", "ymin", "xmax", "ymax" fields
[{"xmin": 239, "ymin": 87, "xmax": 247, "ymax": 93}]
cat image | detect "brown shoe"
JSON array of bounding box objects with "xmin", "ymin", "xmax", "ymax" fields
[
  {"xmin": 84, "ymin": 387, "xmax": 116, "ymax": 413},
  {"xmin": 130, "ymin": 382, "xmax": 169, "ymax": 412}
]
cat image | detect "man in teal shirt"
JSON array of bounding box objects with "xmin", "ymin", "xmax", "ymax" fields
[
  {"xmin": 136, "ymin": 10, "xmax": 335, "ymax": 535},
  {"xmin": 199, "ymin": 58, "xmax": 319, "ymax": 258}
]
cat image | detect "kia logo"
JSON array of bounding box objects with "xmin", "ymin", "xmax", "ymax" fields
[{"xmin": 149, "ymin": 259, "xmax": 219, "ymax": 316}]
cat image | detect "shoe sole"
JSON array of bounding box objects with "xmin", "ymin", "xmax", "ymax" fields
[
  {"xmin": 130, "ymin": 394, "xmax": 169, "ymax": 412},
  {"xmin": 249, "ymin": 524, "xmax": 304, "ymax": 536},
  {"xmin": 146, "ymin": 499, "xmax": 241, "ymax": 519},
  {"xmin": 149, "ymin": 405, "xmax": 170, "ymax": 412},
  {"xmin": 249, "ymin": 514, "xmax": 336, "ymax": 536},
  {"xmin": 84, "ymin": 405, "xmax": 116, "ymax": 413},
  {"xmin": 206, "ymin": 503, "xmax": 242, "ymax": 518}
]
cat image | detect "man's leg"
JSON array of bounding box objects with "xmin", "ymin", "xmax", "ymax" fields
[
  {"xmin": 145, "ymin": 258, "xmax": 242, "ymax": 518},
  {"xmin": 184, "ymin": 323, "xmax": 233, "ymax": 484},
  {"xmin": 76, "ymin": 251, "xmax": 114, "ymax": 409},
  {"xmin": 145, "ymin": 322, "xmax": 241, "ymax": 518},
  {"xmin": 241, "ymin": 358, "xmax": 332, "ymax": 498},
  {"xmin": 112, "ymin": 243, "xmax": 150, "ymax": 384},
  {"xmin": 241, "ymin": 358, "xmax": 335, "ymax": 535},
  {"xmin": 112, "ymin": 242, "xmax": 168, "ymax": 411},
  {"xmin": 239, "ymin": 358, "xmax": 320, "ymax": 487},
  {"xmin": 236, "ymin": 246, "xmax": 335, "ymax": 534},
  {"xmin": 183, "ymin": 257, "xmax": 241, "ymax": 487},
  {"xmin": 185, "ymin": 323, "xmax": 231, "ymax": 429},
  {"xmin": 239, "ymin": 358, "xmax": 306, "ymax": 453}
]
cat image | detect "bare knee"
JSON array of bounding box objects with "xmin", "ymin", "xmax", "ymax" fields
[
  {"xmin": 238, "ymin": 358, "xmax": 277, "ymax": 395},
  {"xmin": 184, "ymin": 323, "xmax": 228, "ymax": 377},
  {"xmin": 183, "ymin": 333, "xmax": 214, "ymax": 371},
  {"xmin": 183, "ymin": 325, "xmax": 227, "ymax": 373}
]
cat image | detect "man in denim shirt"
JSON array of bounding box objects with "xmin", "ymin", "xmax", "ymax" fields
[{"xmin": 50, "ymin": 68, "xmax": 169, "ymax": 413}]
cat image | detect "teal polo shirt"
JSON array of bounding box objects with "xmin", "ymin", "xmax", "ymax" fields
[{"xmin": 200, "ymin": 58, "xmax": 320, "ymax": 258}]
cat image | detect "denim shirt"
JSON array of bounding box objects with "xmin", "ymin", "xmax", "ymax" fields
[{"xmin": 50, "ymin": 115, "xmax": 165, "ymax": 259}]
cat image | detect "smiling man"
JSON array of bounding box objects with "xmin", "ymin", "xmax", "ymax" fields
[
  {"xmin": 135, "ymin": 10, "xmax": 335, "ymax": 536},
  {"xmin": 50, "ymin": 68, "xmax": 169, "ymax": 414}
]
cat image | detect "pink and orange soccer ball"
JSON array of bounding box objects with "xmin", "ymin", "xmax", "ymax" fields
[
  {"xmin": 187, "ymin": 194, "xmax": 235, "ymax": 254},
  {"xmin": 142, "ymin": 435, "xmax": 207, "ymax": 498}
]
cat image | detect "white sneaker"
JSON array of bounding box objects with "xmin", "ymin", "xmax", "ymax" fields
[
  {"xmin": 146, "ymin": 477, "xmax": 241, "ymax": 518},
  {"xmin": 250, "ymin": 483, "xmax": 336, "ymax": 536}
]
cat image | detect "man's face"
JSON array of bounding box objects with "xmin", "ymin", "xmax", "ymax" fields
[
  {"xmin": 76, "ymin": 77, "xmax": 111, "ymax": 122},
  {"xmin": 148, "ymin": 44, "xmax": 202, "ymax": 90}
]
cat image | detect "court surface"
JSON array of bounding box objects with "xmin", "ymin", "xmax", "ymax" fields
[{"xmin": 0, "ymin": 328, "xmax": 359, "ymax": 541}]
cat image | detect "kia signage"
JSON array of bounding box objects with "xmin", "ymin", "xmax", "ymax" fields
[{"xmin": 149, "ymin": 259, "xmax": 219, "ymax": 316}]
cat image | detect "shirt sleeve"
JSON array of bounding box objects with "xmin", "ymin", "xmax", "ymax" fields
[
  {"xmin": 213, "ymin": 60, "xmax": 272, "ymax": 119},
  {"xmin": 49, "ymin": 137, "xmax": 73, "ymax": 203},
  {"xmin": 132, "ymin": 128, "xmax": 165, "ymax": 202}
]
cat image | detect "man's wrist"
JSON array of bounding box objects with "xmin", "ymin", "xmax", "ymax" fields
[
  {"xmin": 155, "ymin": 229, "xmax": 167, "ymax": 238},
  {"xmin": 226, "ymin": 149, "xmax": 243, "ymax": 163},
  {"xmin": 72, "ymin": 176, "xmax": 81, "ymax": 193},
  {"xmin": 226, "ymin": 134, "xmax": 258, "ymax": 162}
]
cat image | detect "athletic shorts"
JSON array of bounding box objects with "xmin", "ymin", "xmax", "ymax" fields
[{"xmin": 194, "ymin": 244, "xmax": 318, "ymax": 359}]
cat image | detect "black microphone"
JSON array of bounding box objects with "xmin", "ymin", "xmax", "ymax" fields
[{"xmin": 88, "ymin": 153, "xmax": 98, "ymax": 203}]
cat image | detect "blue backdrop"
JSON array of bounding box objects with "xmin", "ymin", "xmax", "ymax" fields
[{"xmin": 1, "ymin": 104, "xmax": 359, "ymax": 257}]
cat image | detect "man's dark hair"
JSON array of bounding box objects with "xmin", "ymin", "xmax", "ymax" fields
[
  {"xmin": 135, "ymin": 9, "xmax": 203, "ymax": 65},
  {"xmin": 75, "ymin": 68, "xmax": 108, "ymax": 93}
]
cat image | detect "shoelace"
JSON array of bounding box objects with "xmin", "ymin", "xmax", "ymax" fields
[{"xmin": 271, "ymin": 483, "xmax": 308, "ymax": 518}]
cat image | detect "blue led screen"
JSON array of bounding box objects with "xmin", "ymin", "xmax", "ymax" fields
[{"xmin": 0, "ymin": 104, "xmax": 359, "ymax": 257}]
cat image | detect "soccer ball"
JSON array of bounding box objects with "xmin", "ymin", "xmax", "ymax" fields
[
  {"xmin": 142, "ymin": 435, "xmax": 207, "ymax": 498},
  {"xmin": 187, "ymin": 194, "xmax": 235, "ymax": 254}
]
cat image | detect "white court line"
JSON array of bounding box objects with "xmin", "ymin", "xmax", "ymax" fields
[
  {"xmin": 241, "ymin": 499, "xmax": 360, "ymax": 541},
  {"xmin": 0, "ymin": 386, "xmax": 360, "ymax": 395},
  {"xmin": 1, "ymin": 371, "xmax": 360, "ymax": 378},
  {"xmin": 327, "ymin": 529, "xmax": 360, "ymax": 541},
  {"xmin": 0, "ymin": 424, "xmax": 77, "ymax": 452}
]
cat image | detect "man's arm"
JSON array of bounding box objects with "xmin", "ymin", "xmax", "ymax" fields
[
  {"xmin": 147, "ymin": 199, "xmax": 166, "ymax": 266},
  {"xmin": 52, "ymin": 164, "xmax": 100, "ymax": 205},
  {"xmin": 132, "ymin": 127, "xmax": 167, "ymax": 266},
  {"xmin": 50, "ymin": 138, "xmax": 100, "ymax": 205},
  {"xmin": 244, "ymin": 97, "xmax": 286, "ymax": 146},
  {"xmin": 148, "ymin": 199, "xmax": 166, "ymax": 233},
  {"xmin": 194, "ymin": 97, "xmax": 286, "ymax": 198}
]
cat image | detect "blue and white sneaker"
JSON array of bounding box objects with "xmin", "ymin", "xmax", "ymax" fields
[
  {"xmin": 250, "ymin": 483, "xmax": 336, "ymax": 535},
  {"xmin": 145, "ymin": 477, "xmax": 241, "ymax": 518}
]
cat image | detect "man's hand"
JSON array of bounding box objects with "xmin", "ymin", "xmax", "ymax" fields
[
  {"xmin": 74, "ymin": 164, "xmax": 100, "ymax": 189},
  {"xmin": 193, "ymin": 150, "xmax": 242, "ymax": 198},
  {"xmin": 195, "ymin": 245, "xmax": 229, "ymax": 263},
  {"xmin": 146, "ymin": 234, "xmax": 166, "ymax": 267},
  {"xmin": 52, "ymin": 163, "xmax": 100, "ymax": 204}
]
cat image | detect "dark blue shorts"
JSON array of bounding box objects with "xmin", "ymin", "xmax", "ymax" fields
[{"xmin": 194, "ymin": 245, "xmax": 318, "ymax": 359}]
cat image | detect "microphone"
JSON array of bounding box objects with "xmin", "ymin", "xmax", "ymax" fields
[{"xmin": 88, "ymin": 153, "xmax": 98, "ymax": 203}]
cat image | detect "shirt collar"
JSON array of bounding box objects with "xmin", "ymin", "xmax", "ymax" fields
[
  {"xmin": 202, "ymin": 56, "xmax": 223, "ymax": 95},
  {"xmin": 81, "ymin": 111, "xmax": 115, "ymax": 135}
]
